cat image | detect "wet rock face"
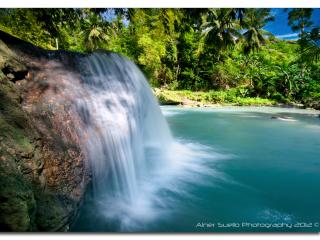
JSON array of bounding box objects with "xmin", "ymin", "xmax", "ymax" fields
[{"xmin": 0, "ymin": 31, "xmax": 90, "ymax": 231}]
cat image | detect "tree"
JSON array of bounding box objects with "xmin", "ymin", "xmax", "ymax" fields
[
  {"xmin": 0, "ymin": 9, "xmax": 53, "ymax": 49},
  {"xmin": 81, "ymin": 12, "xmax": 112, "ymax": 51},
  {"xmin": 201, "ymin": 9, "xmax": 241, "ymax": 52},
  {"xmin": 288, "ymin": 9, "xmax": 313, "ymax": 36},
  {"xmin": 287, "ymin": 8, "xmax": 313, "ymax": 54},
  {"xmin": 200, "ymin": 8, "xmax": 245, "ymax": 63},
  {"xmin": 31, "ymin": 9, "xmax": 81, "ymax": 49},
  {"xmin": 242, "ymin": 9, "xmax": 274, "ymax": 54},
  {"xmin": 0, "ymin": 9, "xmax": 83, "ymax": 50},
  {"xmin": 300, "ymin": 27, "xmax": 320, "ymax": 63},
  {"xmin": 287, "ymin": 9, "xmax": 314, "ymax": 76}
]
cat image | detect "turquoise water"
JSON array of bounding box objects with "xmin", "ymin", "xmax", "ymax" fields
[{"xmin": 72, "ymin": 106, "xmax": 320, "ymax": 232}]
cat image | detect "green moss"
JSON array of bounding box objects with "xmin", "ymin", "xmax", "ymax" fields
[
  {"xmin": 35, "ymin": 193, "xmax": 70, "ymax": 231},
  {"xmin": 0, "ymin": 165, "xmax": 36, "ymax": 231},
  {"xmin": 11, "ymin": 127, "xmax": 34, "ymax": 154},
  {"xmin": 0, "ymin": 38, "xmax": 78, "ymax": 232},
  {"xmin": 0, "ymin": 77, "xmax": 36, "ymax": 231}
]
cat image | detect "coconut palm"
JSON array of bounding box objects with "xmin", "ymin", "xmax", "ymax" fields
[
  {"xmin": 201, "ymin": 8, "xmax": 242, "ymax": 52},
  {"xmin": 300, "ymin": 27, "xmax": 320, "ymax": 63},
  {"xmin": 242, "ymin": 9, "xmax": 274, "ymax": 54},
  {"xmin": 288, "ymin": 9, "xmax": 313, "ymax": 36},
  {"xmin": 81, "ymin": 13, "xmax": 111, "ymax": 51}
]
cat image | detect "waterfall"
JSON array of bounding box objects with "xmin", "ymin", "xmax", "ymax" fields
[
  {"xmin": 70, "ymin": 51, "xmax": 220, "ymax": 230},
  {"xmin": 76, "ymin": 52, "xmax": 172, "ymax": 201}
]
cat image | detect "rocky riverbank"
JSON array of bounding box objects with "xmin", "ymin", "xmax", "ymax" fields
[{"xmin": 0, "ymin": 30, "xmax": 90, "ymax": 231}]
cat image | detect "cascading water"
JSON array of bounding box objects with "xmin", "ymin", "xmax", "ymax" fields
[
  {"xmin": 71, "ymin": 51, "xmax": 225, "ymax": 231},
  {"xmin": 76, "ymin": 52, "xmax": 173, "ymax": 203}
]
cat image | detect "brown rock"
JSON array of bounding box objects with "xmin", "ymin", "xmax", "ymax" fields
[{"xmin": 0, "ymin": 30, "xmax": 90, "ymax": 232}]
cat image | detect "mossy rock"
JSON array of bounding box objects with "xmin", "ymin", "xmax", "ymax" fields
[
  {"xmin": 0, "ymin": 32, "xmax": 87, "ymax": 232},
  {"xmin": 35, "ymin": 193, "xmax": 71, "ymax": 231},
  {"xmin": 0, "ymin": 167, "xmax": 36, "ymax": 231}
]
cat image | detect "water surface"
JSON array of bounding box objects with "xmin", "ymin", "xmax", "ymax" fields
[{"xmin": 72, "ymin": 106, "xmax": 320, "ymax": 232}]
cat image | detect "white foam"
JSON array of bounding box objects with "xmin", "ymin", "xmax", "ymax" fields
[{"xmin": 72, "ymin": 52, "xmax": 228, "ymax": 231}]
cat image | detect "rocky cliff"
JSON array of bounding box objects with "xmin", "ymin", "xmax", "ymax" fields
[{"xmin": 0, "ymin": 30, "xmax": 90, "ymax": 231}]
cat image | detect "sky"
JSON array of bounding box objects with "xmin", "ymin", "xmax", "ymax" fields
[
  {"xmin": 103, "ymin": 8, "xmax": 319, "ymax": 41},
  {"xmin": 264, "ymin": 8, "xmax": 320, "ymax": 40}
]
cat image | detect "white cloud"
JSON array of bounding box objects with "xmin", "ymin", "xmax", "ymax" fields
[{"xmin": 275, "ymin": 33, "xmax": 299, "ymax": 39}]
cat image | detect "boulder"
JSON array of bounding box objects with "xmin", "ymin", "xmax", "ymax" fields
[{"xmin": 0, "ymin": 30, "xmax": 90, "ymax": 232}]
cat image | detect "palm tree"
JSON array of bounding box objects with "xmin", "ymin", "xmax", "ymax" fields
[
  {"xmin": 201, "ymin": 8, "xmax": 241, "ymax": 53},
  {"xmin": 242, "ymin": 9, "xmax": 274, "ymax": 54},
  {"xmin": 300, "ymin": 27, "xmax": 320, "ymax": 63},
  {"xmin": 81, "ymin": 12, "xmax": 111, "ymax": 51},
  {"xmin": 287, "ymin": 9, "xmax": 313, "ymax": 37}
]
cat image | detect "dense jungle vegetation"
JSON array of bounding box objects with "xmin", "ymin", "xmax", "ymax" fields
[{"xmin": 0, "ymin": 8, "xmax": 319, "ymax": 108}]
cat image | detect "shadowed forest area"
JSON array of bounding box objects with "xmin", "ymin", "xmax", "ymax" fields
[{"xmin": 1, "ymin": 8, "xmax": 319, "ymax": 108}]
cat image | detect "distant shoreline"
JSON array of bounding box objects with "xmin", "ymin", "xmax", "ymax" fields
[{"xmin": 153, "ymin": 88, "xmax": 318, "ymax": 110}]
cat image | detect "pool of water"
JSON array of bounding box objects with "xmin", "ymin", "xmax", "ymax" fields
[{"xmin": 71, "ymin": 106, "xmax": 320, "ymax": 232}]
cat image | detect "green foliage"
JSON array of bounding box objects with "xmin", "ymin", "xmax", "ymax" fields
[
  {"xmin": 0, "ymin": 8, "xmax": 319, "ymax": 108},
  {"xmin": 154, "ymin": 88, "xmax": 276, "ymax": 106},
  {"xmin": 0, "ymin": 9, "xmax": 53, "ymax": 49},
  {"xmin": 300, "ymin": 27, "xmax": 320, "ymax": 63},
  {"xmin": 288, "ymin": 9, "xmax": 313, "ymax": 34},
  {"xmin": 242, "ymin": 9, "xmax": 274, "ymax": 53},
  {"xmin": 80, "ymin": 12, "xmax": 111, "ymax": 51},
  {"xmin": 201, "ymin": 9, "xmax": 241, "ymax": 53}
]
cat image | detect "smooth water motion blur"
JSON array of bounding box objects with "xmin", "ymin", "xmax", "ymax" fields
[
  {"xmin": 70, "ymin": 53, "xmax": 320, "ymax": 232},
  {"xmin": 72, "ymin": 52, "xmax": 218, "ymax": 230},
  {"xmin": 77, "ymin": 52, "xmax": 171, "ymax": 201}
]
